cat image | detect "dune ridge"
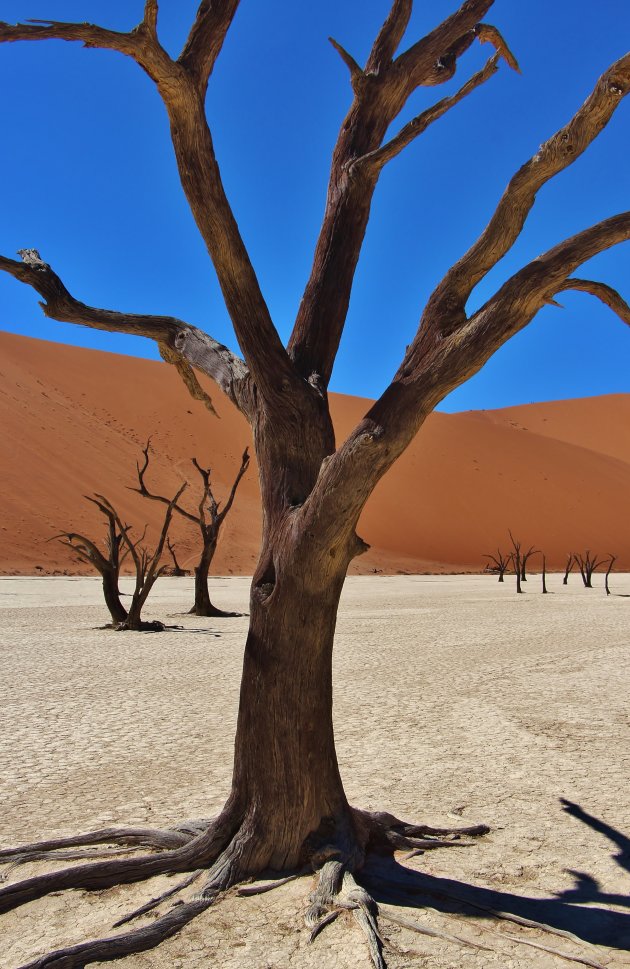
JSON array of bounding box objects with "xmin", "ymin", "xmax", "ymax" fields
[{"xmin": 1, "ymin": 330, "xmax": 628, "ymax": 575}]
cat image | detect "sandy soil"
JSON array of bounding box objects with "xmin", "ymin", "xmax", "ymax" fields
[
  {"xmin": 2, "ymin": 330, "xmax": 630, "ymax": 575},
  {"xmin": 1, "ymin": 574, "xmax": 629, "ymax": 969}
]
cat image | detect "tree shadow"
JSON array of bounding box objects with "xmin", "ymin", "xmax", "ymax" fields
[
  {"xmin": 553, "ymin": 798, "xmax": 630, "ymax": 908},
  {"xmin": 360, "ymin": 800, "xmax": 630, "ymax": 952}
]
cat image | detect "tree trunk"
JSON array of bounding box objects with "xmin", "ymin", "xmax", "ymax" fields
[
  {"xmin": 189, "ymin": 539, "xmax": 233, "ymax": 617},
  {"xmin": 102, "ymin": 569, "xmax": 128, "ymax": 624},
  {"xmin": 224, "ymin": 554, "xmax": 360, "ymax": 872}
]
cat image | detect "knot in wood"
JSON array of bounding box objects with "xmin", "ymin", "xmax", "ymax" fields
[{"xmin": 608, "ymin": 81, "xmax": 625, "ymax": 96}]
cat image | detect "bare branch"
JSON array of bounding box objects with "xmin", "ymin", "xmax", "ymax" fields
[
  {"xmin": 178, "ymin": 1, "xmax": 240, "ymax": 91},
  {"xmin": 0, "ymin": 252, "xmax": 251, "ymax": 417},
  {"xmin": 365, "ymin": 0, "xmax": 413, "ymax": 75},
  {"xmin": 217, "ymin": 448, "xmax": 250, "ymax": 524},
  {"xmin": 0, "ymin": 18, "xmax": 137, "ymax": 55},
  {"xmin": 329, "ymin": 37, "xmax": 363, "ymax": 87},
  {"xmin": 352, "ymin": 55, "xmax": 499, "ymax": 175},
  {"xmin": 425, "ymin": 51, "xmax": 630, "ymax": 333},
  {"xmin": 288, "ymin": 0, "xmax": 500, "ymax": 385},
  {"xmin": 158, "ymin": 343, "xmax": 218, "ymax": 418},
  {"xmin": 393, "ymin": 0, "xmax": 494, "ymax": 92},
  {"xmin": 131, "ymin": 442, "xmax": 199, "ymax": 526},
  {"xmin": 475, "ymin": 23, "xmax": 519, "ymax": 72},
  {"xmin": 554, "ymin": 279, "xmax": 630, "ymax": 326},
  {"xmin": 0, "ymin": 12, "xmax": 175, "ymax": 83},
  {"xmin": 144, "ymin": 1, "xmax": 158, "ymax": 36}
]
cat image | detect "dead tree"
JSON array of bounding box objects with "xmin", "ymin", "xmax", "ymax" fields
[
  {"xmin": 96, "ymin": 486, "xmax": 187, "ymax": 630},
  {"xmin": 1, "ymin": 3, "xmax": 630, "ymax": 965},
  {"xmin": 541, "ymin": 553, "xmax": 548, "ymax": 594},
  {"xmin": 605, "ymin": 554, "xmax": 616, "ymax": 595},
  {"xmin": 166, "ymin": 539, "xmax": 188, "ymax": 577},
  {"xmin": 52, "ymin": 495, "xmax": 130, "ymax": 625},
  {"xmin": 575, "ymin": 550, "xmax": 607, "ymax": 588},
  {"xmin": 563, "ymin": 553, "xmax": 575, "ymax": 585},
  {"xmin": 483, "ymin": 549, "xmax": 509, "ymax": 582},
  {"xmin": 520, "ymin": 545, "xmax": 538, "ymax": 582},
  {"xmin": 131, "ymin": 441, "xmax": 250, "ymax": 616},
  {"xmin": 508, "ymin": 531, "xmax": 524, "ymax": 594}
]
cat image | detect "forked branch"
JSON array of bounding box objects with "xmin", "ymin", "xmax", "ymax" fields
[{"xmin": 425, "ymin": 51, "xmax": 630, "ymax": 332}]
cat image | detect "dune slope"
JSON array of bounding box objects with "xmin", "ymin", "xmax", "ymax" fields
[{"xmin": 1, "ymin": 331, "xmax": 628, "ymax": 574}]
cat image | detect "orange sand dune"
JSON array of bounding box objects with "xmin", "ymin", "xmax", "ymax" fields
[{"xmin": 1, "ymin": 330, "xmax": 628, "ymax": 575}]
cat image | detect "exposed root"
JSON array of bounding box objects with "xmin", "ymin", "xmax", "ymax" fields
[
  {"xmin": 341, "ymin": 871, "xmax": 385, "ymax": 969},
  {"xmin": 0, "ymin": 807, "xmax": 611, "ymax": 969},
  {"xmin": 501, "ymin": 934, "xmax": 607, "ymax": 969},
  {"xmin": 357, "ymin": 808, "xmax": 489, "ymax": 861},
  {"xmin": 0, "ymin": 815, "xmax": 232, "ymax": 915},
  {"xmin": 1, "ymin": 847, "xmax": 140, "ymax": 882},
  {"xmin": 113, "ymin": 869, "xmax": 205, "ymax": 927},
  {"xmin": 0, "ymin": 826, "xmax": 191, "ymax": 864},
  {"xmin": 380, "ymin": 906, "xmax": 491, "ymax": 951},
  {"xmin": 305, "ymin": 860, "xmax": 385, "ymax": 968},
  {"xmin": 237, "ymin": 872, "xmax": 302, "ymax": 896},
  {"xmin": 18, "ymin": 897, "xmax": 213, "ymax": 969},
  {"xmin": 308, "ymin": 909, "xmax": 341, "ymax": 941}
]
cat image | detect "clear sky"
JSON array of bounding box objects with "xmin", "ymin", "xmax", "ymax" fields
[{"xmin": 0, "ymin": 1, "xmax": 628, "ymax": 412}]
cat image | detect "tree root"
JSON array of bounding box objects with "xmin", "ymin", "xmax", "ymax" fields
[
  {"xmin": 18, "ymin": 897, "xmax": 213, "ymax": 969},
  {"xmin": 0, "ymin": 808, "xmax": 612, "ymax": 969},
  {"xmin": 0, "ymin": 814, "xmax": 233, "ymax": 916},
  {"xmin": 305, "ymin": 860, "xmax": 385, "ymax": 968},
  {"xmin": 380, "ymin": 906, "xmax": 491, "ymax": 951},
  {"xmin": 113, "ymin": 869, "xmax": 205, "ymax": 927}
]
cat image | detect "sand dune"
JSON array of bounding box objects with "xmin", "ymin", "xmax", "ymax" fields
[{"xmin": 1, "ymin": 330, "xmax": 628, "ymax": 574}]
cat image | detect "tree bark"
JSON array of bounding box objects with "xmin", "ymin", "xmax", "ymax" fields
[
  {"xmin": 189, "ymin": 539, "xmax": 228, "ymax": 617},
  {"xmin": 102, "ymin": 569, "xmax": 128, "ymax": 625},
  {"xmin": 227, "ymin": 565, "xmax": 358, "ymax": 871}
]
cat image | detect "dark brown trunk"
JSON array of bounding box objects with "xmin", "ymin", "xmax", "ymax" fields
[
  {"xmin": 542, "ymin": 556, "xmax": 547, "ymax": 594},
  {"xmin": 189, "ymin": 540, "xmax": 221, "ymax": 616},
  {"xmin": 102, "ymin": 569, "xmax": 128, "ymax": 624},
  {"xmin": 226, "ymin": 555, "xmax": 358, "ymax": 872}
]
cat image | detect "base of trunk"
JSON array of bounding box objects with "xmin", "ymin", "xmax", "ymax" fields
[
  {"xmin": 0, "ymin": 804, "xmax": 489, "ymax": 969},
  {"xmin": 188, "ymin": 603, "xmax": 242, "ymax": 617}
]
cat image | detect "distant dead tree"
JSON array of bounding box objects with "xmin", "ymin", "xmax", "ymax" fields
[
  {"xmin": 574, "ymin": 550, "xmax": 606, "ymax": 589},
  {"xmin": 605, "ymin": 554, "xmax": 616, "ymax": 595},
  {"xmin": 483, "ymin": 549, "xmax": 510, "ymax": 582},
  {"xmin": 541, "ymin": 553, "xmax": 548, "ymax": 594},
  {"xmin": 508, "ymin": 531, "xmax": 523, "ymax": 594},
  {"xmin": 97, "ymin": 486, "xmax": 186, "ymax": 631},
  {"xmin": 52, "ymin": 495, "xmax": 131, "ymax": 625},
  {"xmin": 563, "ymin": 554, "xmax": 575, "ymax": 585},
  {"xmin": 519, "ymin": 545, "xmax": 538, "ymax": 583},
  {"xmin": 131, "ymin": 441, "xmax": 250, "ymax": 617},
  {"xmin": 166, "ymin": 539, "xmax": 188, "ymax": 577}
]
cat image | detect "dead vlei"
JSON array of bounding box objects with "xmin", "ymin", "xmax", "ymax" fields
[{"xmin": 1, "ymin": 2, "xmax": 629, "ymax": 966}]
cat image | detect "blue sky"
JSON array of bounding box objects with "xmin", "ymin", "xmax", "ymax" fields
[{"xmin": 0, "ymin": 0, "xmax": 628, "ymax": 412}]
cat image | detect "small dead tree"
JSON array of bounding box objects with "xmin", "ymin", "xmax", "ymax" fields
[
  {"xmin": 520, "ymin": 545, "xmax": 538, "ymax": 582},
  {"xmin": 52, "ymin": 495, "xmax": 131, "ymax": 625},
  {"xmin": 508, "ymin": 531, "xmax": 523, "ymax": 594},
  {"xmin": 574, "ymin": 550, "xmax": 606, "ymax": 589},
  {"xmin": 483, "ymin": 549, "xmax": 510, "ymax": 582},
  {"xmin": 131, "ymin": 441, "xmax": 250, "ymax": 616},
  {"xmin": 605, "ymin": 554, "xmax": 616, "ymax": 595},
  {"xmin": 95, "ymin": 486, "xmax": 186, "ymax": 630},
  {"xmin": 166, "ymin": 539, "xmax": 188, "ymax": 577},
  {"xmin": 563, "ymin": 553, "xmax": 575, "ymax": 585},
  {"xmin": 541, "ymin": 553, "xmax": 548, "ymax": 594}
]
